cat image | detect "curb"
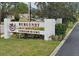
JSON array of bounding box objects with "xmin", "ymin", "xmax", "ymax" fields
[{"xmin": 50, "ymin": 22, "xmax": 78, "ymax": 56}]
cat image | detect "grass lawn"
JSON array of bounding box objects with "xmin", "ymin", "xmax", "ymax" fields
[{"xmin": 0, "ymin": 38, "xmax": 60, "ymax": 56}]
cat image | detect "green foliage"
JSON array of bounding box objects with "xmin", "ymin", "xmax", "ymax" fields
[
  {"xmin": 35, "ymin": 2, "xmax": 79, "ymax": 19},
  {"xmin": 47, "ymin": 2, "xmax": 73, "ymax": 18},
  {"xmin": 0, "ymin": 38, "xmax": 60, "ymax": 56},
  {"xmin": 68, "ymin": 16, "xmax": 77, "ymax": 23},
  {"xmin": 51, "ymin": 35, "xmax": 63, "ymax": 41},
  {"xmin": 35, "ymin": 2, "xmax": 47, "ymax": 18},
  {"xmin": 13, "ymin": 2, "xmax": 28, "ymax": 14},
  {"xmin": 55, "ymin": 24, "xmax": 67, "ymax": 35},
  {"xmin": 62, "ymin": 16, "xmax": 77, "ymax": 25},
  {"xmin": 14, "ymin": 15, "xmax": 20, "ymax": 21},
  {"xmin": 0, "ymin": 2, "xmax": 16, "ymax": 21},
  {"xmin": 0, "ymin": 2, "xmax": 28, "ymax": 21},
  {"xmin": 23, "ymin": 34, "xmax": 44, "ymax": 39}
]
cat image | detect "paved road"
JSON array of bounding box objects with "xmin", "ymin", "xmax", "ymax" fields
[{"xmin": 56, "ymin": 23, "xmax": 79, "ymax": 56}]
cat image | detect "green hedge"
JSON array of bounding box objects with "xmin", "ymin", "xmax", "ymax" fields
[
  {"xmin": 14, "ymin": 15, "xmax": 20, "ymax": 21},
  {"xmin": 55, "ymin": 24, "xmax": 67, "ymax": 35},
  {"xmin": 62, "ymin": 16, "xmax": 77, "ymax": 24}
]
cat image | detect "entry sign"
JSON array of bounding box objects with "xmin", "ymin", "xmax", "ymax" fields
[
  {"xmin": 9, "ymin": 22, "xmax": 44, "ymax": 34},
  {"xmin": 4, "ymin": 18, "xmax": 55, "ymax": 40}
]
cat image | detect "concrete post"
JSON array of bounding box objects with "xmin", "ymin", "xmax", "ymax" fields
[
  {"xmin": 56, "ymin": 18, "xmax": 62, "ymax": 24},
  {"xmin": 4, "ymin": 18, "xmax": 10, "ymax": 39},
  {"xmin": 44, "ymin": 19, "xmax": 55, "ymax": 40}
]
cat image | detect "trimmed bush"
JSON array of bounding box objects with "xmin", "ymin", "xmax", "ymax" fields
[
  {"xmin": 51, "ymin": 35, "xmax": 63, "ymax": 41},
  {"xmin": 62, "ymin": 16, "xmax": 77, "ymax": 24},
  {"xmin": 69, "ymin": 16, "xmax": 77, "ymax": 23},
  {"xmin": 55, "ymin": 24, "xmax": 66, "ymax": 35}
]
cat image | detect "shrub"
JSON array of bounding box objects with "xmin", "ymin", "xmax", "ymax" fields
[
  {"xmin": 62, "ymin": 16, "xmax": 77, "ymax": 24},
  {"xmin": 14, "ymin": 15, "xmax": 20, "ymax": 21},
  {"xmin": 51, "ymin": 35, "xmax": 63, "ymax": 41},
  {"xmin": 69, "ymin": 16, "xmax": 77, "ymax": 23},
  {"xmin": 55, "ymin": 24, "xmax": 66, "ymax": 35}
]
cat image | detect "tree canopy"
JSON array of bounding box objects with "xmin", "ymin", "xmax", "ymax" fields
[
  {"xmin": 0, "ymin": 2, "xmax": 28, "ymax": 22},
  {"xmin": 34, "ymin": 2, "xmax": 79, "ymax": 19}
]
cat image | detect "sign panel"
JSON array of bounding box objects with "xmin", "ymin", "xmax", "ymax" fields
[
  {"xmin": 9, "ymin": 22, "xmax": 44, "ymax": 34},
  {"xmin": 18, "ymin": 29, "xmax": 44, "ymax": 34},
  {"xmin": 4, "ymin": 18, "xmax": 55, "ymax": 40}
]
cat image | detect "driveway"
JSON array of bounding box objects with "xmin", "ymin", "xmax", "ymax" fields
[{"xmin": 56, "ymin": 23, "xmax": 79, "ymax": 56}]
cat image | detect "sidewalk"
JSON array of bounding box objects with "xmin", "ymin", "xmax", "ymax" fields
[{"xmin": 56, "ymin": 23, "xmax": 79, "ymax": 56}]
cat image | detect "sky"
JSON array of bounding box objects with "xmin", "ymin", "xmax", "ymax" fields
[
  {"xmin": 24, "ymin": 2, "xmax": 37, "ymax": 8},
  {"xmin": 31, "ymin": 2, "xmax": 37, "ymax": 8}
]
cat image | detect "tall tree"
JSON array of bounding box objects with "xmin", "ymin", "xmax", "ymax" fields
[
  {"xmin": 10, "ymin": 2, "xmax": 28, "ymax": 16},
  {"xmin": 35, "ymin": 2, "xmax": 79, "ymax": 19},
  {"xmin": 0, "ymin": 2, "xmax": 28, "ymax": 22},
  {"xmin": 0, "ymin": 2, "xmax": 18, "ymax": 22},
  {"xmin": 35, "ymin": 2, "xmax": 47, "ymax": 18}
]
